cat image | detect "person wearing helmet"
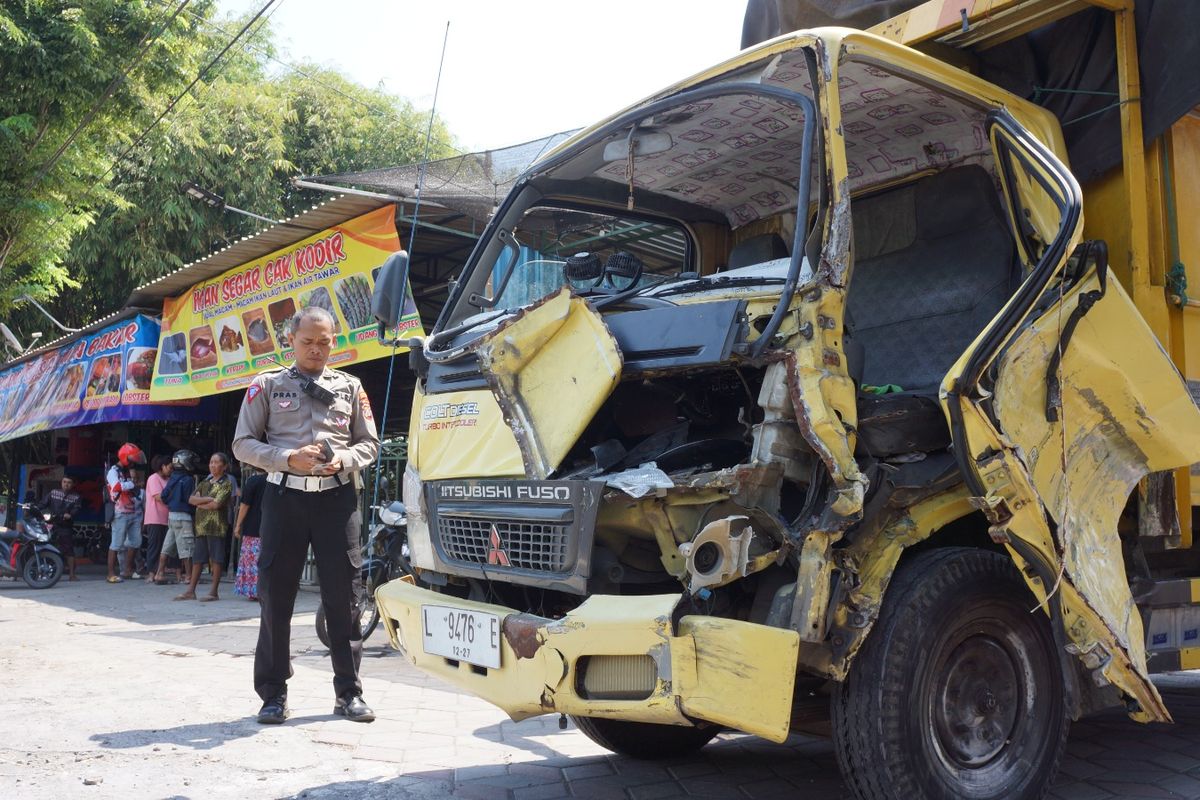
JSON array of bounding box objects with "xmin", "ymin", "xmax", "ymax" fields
[
  {"xmin": 106, "ymin": 443, "xmax": 146, "ymax": 583},
  {"xmin": 155, "ymin": 449, "xmax": 199, "ymax": 584}
]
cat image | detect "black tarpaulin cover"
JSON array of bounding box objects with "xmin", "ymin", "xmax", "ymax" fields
[{"xmin": 741, "ymin": 0, "xmax": 1200, "ymax": 180}]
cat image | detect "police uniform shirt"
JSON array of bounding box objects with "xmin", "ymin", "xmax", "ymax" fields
[{"xmin": 232, "ymin": 367, "xmax": 380, "ymax": 475}]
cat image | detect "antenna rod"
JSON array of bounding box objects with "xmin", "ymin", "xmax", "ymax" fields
[{"xmin": 370, "ymin": 20, "xmax": 451, "ymax": 519}]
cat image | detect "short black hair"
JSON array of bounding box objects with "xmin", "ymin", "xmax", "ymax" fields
[
  {"xmin": 151, "ymin": 454, "xmax": 169, "ymax": 473},
  {"xmin": 289, "ymin": 306, "xmax": 336, "ymax": 335}
]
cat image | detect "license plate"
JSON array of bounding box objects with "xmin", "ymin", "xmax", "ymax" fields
[{"xmin": 421, "ymin": 604, "xmax": 501, "ymax": 669}]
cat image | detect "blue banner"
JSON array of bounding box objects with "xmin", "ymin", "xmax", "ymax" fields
[{"xmin": 0, "ymin": 315, "xmax": 214, "ymax": 443}]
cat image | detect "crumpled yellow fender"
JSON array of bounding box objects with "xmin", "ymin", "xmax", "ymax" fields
[
  {"xmin": 467, "ymin": 288, "xmax": 623, "ymax": 478},
  {"xmin": 949, "ymin": 271, "xmax": 1200, "ymax": 722}
]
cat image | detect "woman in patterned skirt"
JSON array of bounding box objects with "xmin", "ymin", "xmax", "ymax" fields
[{"xmin": 233, "ymin": 468, "xmax": 267, "ymax": 600}]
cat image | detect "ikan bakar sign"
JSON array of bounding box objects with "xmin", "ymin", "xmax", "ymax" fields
[
  {"xmin": 0, "ymin": 315, "xmax": 212, "ymax": 444},
  {"xmin": 150, "ymin": 205, "xmax": 422, "ymax": 401}
]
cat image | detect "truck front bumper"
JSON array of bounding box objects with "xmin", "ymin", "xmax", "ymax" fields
[{"xmin": 375, "ymin": 578, "xmax": 801, "ymax": 742}]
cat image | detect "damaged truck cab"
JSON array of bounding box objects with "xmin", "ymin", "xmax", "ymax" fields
[{"xmin": 373, "ymin": 20, "xmax": 1200, "ymax": 800}]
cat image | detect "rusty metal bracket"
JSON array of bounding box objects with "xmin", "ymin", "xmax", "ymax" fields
[
  {"xmin": 970, "ymin": 453, "xmax": 1026, "ymax": 543},
  {"xmin": 788, "ymin": 529, "xmax": 837, "ymax": 643}
]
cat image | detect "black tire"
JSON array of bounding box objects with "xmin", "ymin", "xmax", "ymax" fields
[
  {"xmin": 315, "ymin": 600, "xmax": 378, "ymax": 648},
  {"xmin": 833, "ymin": 547, "xmax": 1069, "ymax": 800},
  {"xmin": 571, "ymin": 715, "xmax": 719, "ymax": 759},
  {"xmin": 315, "ymin": 603, "xmax": 332, "ymax": 648},
  {"xmin": 360, "ymin": 595, "xmax": 380, "ymax": 641},
  {"xmin": 22, "ymin": 551, "xmax": 64, "ymax": 589}
]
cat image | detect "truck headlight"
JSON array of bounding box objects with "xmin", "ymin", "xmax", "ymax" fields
[{"xmin": 403, "ymin": 465, "xmax": 434, "ymax": 569}]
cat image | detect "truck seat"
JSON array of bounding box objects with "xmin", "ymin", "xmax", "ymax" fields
[
  {"xmin": 847, "ymin": 165, "xmax": 1017, "ymax": 457},
  {"xmin": 727, "ymin": 233, "xmax": 788, "ymax": 270}
]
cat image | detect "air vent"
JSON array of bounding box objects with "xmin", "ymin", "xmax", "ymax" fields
[{"xmin": 576, "ymin": 655, "xmax": 657, "ymax": 701}]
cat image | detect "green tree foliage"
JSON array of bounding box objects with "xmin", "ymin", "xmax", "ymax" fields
[
  {"xmin": 0, "ymin": 0, "xmax": 215, "ymax": 313},
  {"xmin": 2, "ymin": 2, "xmax": 455, "ymax": 337}
]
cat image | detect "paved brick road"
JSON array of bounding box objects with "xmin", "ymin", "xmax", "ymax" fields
[{"xmin": 1, "ymin": 571, "xmax": 1199, "ymax": 799}]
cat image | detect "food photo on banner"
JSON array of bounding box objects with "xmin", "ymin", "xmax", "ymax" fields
[
  {"xmin": 0, "ymin": 315, "xmax": 211, "ymax": 443},
  {"xmin": 150, "ymin": 205, "xmax": 422, "ymax": 401}
]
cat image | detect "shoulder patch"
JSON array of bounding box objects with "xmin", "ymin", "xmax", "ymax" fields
[
  {"xmin": 358, "ymin": 389, "xmax": 374, "ymax": 422},
  {"xmin": 246, "ymin": 384, "xmax": 262, "ymax": 403}
]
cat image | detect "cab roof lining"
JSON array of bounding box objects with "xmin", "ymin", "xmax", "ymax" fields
[{"xmin": 544, "ymin": 50, "xmax": 992, "ymax": 230}]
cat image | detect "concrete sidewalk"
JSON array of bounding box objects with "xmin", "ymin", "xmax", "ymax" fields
[{"xmin": 2, "ymin": 570, "xmax": 1200, "ymax": 799}]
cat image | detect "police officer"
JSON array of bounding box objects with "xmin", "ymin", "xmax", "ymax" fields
[{"xmin": 233, "ymin": 306, "xmax": 380, "ymax": 724}]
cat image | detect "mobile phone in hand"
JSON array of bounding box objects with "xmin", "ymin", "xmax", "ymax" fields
[{"xmin": 318, "ymin": 440, "xmax": 335, "ymax": 463}]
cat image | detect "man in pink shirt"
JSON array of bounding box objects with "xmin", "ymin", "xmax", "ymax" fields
[{"xmin": 143, "ymin": 455, "xmax": 173, "ymax": 583}]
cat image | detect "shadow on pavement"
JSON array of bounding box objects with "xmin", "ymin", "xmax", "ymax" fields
[
  {"xmin": 89, "ymin": 718, "xmax": 267, "ymax": 751},
  {"xmin": 0, "ymin": 568, "xmax": 308, "ymax": 627},
  {"xmin": 276, "ymin": 736, "xmax": 850, "ymax": 800}
]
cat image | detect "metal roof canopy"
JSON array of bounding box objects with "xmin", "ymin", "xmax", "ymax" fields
[
  {"xmin": 310, "ymin": 131, "xmax": 581, "ymax": 224},
  {"xmin": 126, "ymin": 192, "xmax": 484, "ymax": 319},
  {"xmin": 126, "ymin": 194, "xmax": 393, "ymax": 307}
]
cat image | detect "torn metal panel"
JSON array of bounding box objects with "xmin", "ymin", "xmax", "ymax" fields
[
  {"xmin": 468, "ymin": 288, "xmax": 623, "ymax": 479},
  {"xmin": 674, "ymin": 616, "xmax": 800, "ymax": 742},
  {"xmin": 790, "ymin": 529, "xmax": 838, "ymax": 642},
  {"xmin": 974, "ymin": 272, "xmax": 1200, "ymax": 721},
  {"xmin": 751, "ymin": 360, "xmax": 812, "ymax": 482},
  {"xmin": 784, "ymin": 348, "xmax": 867, "ymax": 521}
]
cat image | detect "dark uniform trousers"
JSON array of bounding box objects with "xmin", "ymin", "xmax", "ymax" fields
[{"xmin": 254, "ymin": 480, "xmax": 363, "ymax": 701}]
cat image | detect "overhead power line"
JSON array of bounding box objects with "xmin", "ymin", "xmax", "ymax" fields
[
  {"xmin": 24, "ymin": 0, "xmax": 195, "ymax": 193},
  {"xmin": 4, "ymin": 0, "xmax": 283, "ymax": 273},
  {"xmin": 102, "ymin": 0, "xmax": 282, "ymax": 190}
]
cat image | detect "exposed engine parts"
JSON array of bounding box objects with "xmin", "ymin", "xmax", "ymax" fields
[{"xmin": 678, "ymin": 516, "xmax": 755, "ymax": 594}]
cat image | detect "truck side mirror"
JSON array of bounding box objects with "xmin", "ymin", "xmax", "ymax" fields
[{"xmin": 372, "ymin": 251, "xmax": 411, "ymax": 331}]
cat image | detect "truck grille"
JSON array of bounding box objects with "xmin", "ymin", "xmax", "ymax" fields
[
  {"xmin": 437, "ymin": 516, "xmax": 571, "ymax": 573},
  {"xmin": 425, "ymin": 479, "xmax": 601, "ymax": 594}
]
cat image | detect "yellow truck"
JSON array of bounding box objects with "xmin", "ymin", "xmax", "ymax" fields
[{"xmin": 370, "ymin": 1, "xmax": 1200, "ymax": 796}]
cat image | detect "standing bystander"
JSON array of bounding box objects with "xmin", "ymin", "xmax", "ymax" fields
[
  {"xmin": 106, "ymin": 443, "xmax": 146, "ymax": 583},
  {"xmin": 233, "ymin": 468, "xmax": 267, "ymax": 601},
  {"xmin": 158, "ymin": 450, "xmax": 199, "ymax": 584},
  {"xmin": 143, "ymin": 456, "xmax": 172, "ymax": 583},
  {"xmin": 178, "ymin": 453, "xmax": 232, "ymax": 602},
  {"xmin": 41, "ymin": 475, "xmax": 82, "ymax": 581},
  {"xmin": 233, "ymin": 306, "xmax": 380, "ymax": 724}
]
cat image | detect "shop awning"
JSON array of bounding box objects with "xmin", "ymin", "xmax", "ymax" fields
[
  {"xmin": 0, "ymin": 313, "xmax": 215, "ymax": 444},
  {"xmin": 147, "ymin": 204, "xmax": 424, "ymax": 401}
]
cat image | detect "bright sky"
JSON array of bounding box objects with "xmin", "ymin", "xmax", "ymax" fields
[{"xmin": 219, "ymin": 0, "xmax": 749, "ymax": 154}]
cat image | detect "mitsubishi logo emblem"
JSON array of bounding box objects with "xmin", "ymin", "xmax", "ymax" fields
[{"xmin": 487, "ymin": 524, "xmax": 511, "ymax": 566}]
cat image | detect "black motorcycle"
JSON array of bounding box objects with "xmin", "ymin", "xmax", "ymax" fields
[
  {"xmin": 315, "ymin": 500, "xmax": 409, "ymax": 647},
  {"xmin": 0, "ymin": 502, "xmax": 65, "ymax": 589}
]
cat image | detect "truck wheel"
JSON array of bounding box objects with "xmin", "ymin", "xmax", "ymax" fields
[
  {"xmin": 832, "ymin": 547, "xmax": 1068, "ymax": 800},
  {"xmin": 571, "ymin": 716, "xmax": 719, "ymax": 759}
]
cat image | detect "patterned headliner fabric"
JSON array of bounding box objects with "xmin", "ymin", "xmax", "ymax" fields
[{"xmin": 590, "ymin": 53, "xmax": 991, "ymax": 229}]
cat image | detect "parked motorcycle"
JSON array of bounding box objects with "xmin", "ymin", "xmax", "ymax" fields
[
  {"xmin": 0, "ymin": 502, "xmax": 65, "ymax": 589},
  {"xmin": 315, "ymin": 500, "xmax": 409, "ymax": 647}
]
